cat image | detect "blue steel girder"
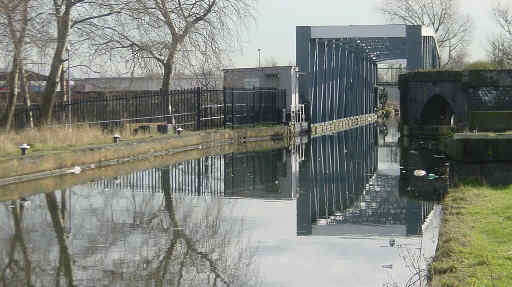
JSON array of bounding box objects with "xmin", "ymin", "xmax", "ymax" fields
[{"xmin": 297, "ymin": 25, "xmax": 440, "ymax": 124}]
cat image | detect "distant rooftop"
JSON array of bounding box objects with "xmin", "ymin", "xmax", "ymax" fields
[
  {"xmin": 223, "ymin": 66, "xmax": 296, "ymax": 71},
  {"xmin": 0, "ymin": 69, "xmax": 48, "ymax": 81}
]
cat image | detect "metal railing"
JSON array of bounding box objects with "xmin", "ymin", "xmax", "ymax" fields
[{"xmin": 12, "ymin": 87, "xmax": 287, "ymax": 131}]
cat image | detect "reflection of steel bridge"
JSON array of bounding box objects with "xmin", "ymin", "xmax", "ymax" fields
[
  {"xmin": 297, "ymin": 124, "xmax": 378, "ymax": 235},
  {"xmin": 297, "ymin": 25, "xmax": 440, "ymax": 124},
  {"xmin": 296, "ymin": 123, "xmax": 436, "ymax": 236}
]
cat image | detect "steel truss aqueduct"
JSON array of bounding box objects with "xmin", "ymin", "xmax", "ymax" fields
[{"xmin": 296, "ymin": 24, "xmax": 440, "ymax": 124}]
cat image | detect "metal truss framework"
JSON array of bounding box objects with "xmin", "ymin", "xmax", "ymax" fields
[
  {"xmin": 297, "ymin": 25, "xmax": 440, "ymax": 124},
  {"xmin": 296, "ymin": 124, "xmax": 435, "ymax": 236}
]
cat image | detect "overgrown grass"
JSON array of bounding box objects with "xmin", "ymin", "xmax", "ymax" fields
[
  {"xmin": 0, "ymin": 125, "xmax": 167, "ymax": 156},
  {"xmin": 0, "ymin": 125, "xmax": 287, "ymax": 179},
  {"xmin": 430, "ymin": 183, "xmax": 512, "ymax": 286}
]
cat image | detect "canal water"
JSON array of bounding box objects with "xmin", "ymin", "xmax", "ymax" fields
[{"xmin": 0, "ymin": 120, "xmax": 449, "ymax": 287}]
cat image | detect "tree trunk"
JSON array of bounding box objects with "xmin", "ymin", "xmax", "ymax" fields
[
  {"xmin": 2, "ymin": 56, "xmax": 20, "ymax": 132},
  {"xmin": 161, "ymin": 62, "xmax": 173, "ymax": 95},
  {"xmin": 39, "ymin": 1, "xmax": 72, "ymax": 126},
  {"xmin": 19, "ymin": 66, "xmax": 33, "ymax": 129},
  {"xmin": 39, "ymin": 49, "xmax": 65, "ymax": 125},
  {"xmin": 160, "ymin": 47, "xmax": 178, "ymax": 95}
]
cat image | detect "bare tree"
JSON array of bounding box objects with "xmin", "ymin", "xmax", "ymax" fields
[
  {"xmin": 0, "ymin": 0, "xmax": 30, "ymax": 132},
  {"xmin": 94, "ymin": 0, "xmax": 255, "ymax": 95},
  {"xmin": 377, "ymin": 0, "xmax": 473, "ymax": 66},
  {"xmin": 488, "ymin": 2, "xmax": 512, "ymax": 68},
  {"xmin": 182, "ymin": 56, "xmax": 222, "ymax": 89},
  {"xmin": 39, "ymin": 0, "xmax": 120, "ymax": 125},
  {"xmin": 19, "ymin": 65, "xmax": 33, "ymax": 128}
]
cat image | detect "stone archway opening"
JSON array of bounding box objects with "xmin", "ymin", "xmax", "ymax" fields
[{"xmin": 420, "ymin": 94, "xmax": 454, "ymax": 125}]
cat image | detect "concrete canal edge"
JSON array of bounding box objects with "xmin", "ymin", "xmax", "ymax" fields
[
  {"xmin": 440, "ymin": 133, "xmax": 512, "ymax": 162},
  {"xmin": 0, "ymin": 135, "xmax": 288, "ymax": 201},
  {"xmin": 311, "ymin": 114, "xmax": 377, "ymax": 137},
  {"xmin": 0, "ymin": 126, "xmax": 291, "ymax": 187}
]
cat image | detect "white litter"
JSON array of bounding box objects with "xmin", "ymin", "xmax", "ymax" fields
[
  {"xmin": 69, "ymin": 166, "xmax": 82, "ymax": 174},
  {"xmin": 413, "ymin": 170, "xmax": 427, "ymax": 177}
]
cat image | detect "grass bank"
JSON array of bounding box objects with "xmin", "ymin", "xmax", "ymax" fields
[
  {"xmin": 0, "ymin": 125, "xmax": 289, "ymax": 182},
  {"xmin": 0, "ymin": 126, "xmax": 166, "ymax": 157},
  {"xmin": 0, "ymin": 138, "xmax": 287, "ymax": 202},
  {"xmin": 430, "ymin": 184, "xmax": 512, "ymax": 286}
]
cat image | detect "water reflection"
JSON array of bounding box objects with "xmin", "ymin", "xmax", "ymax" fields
[
  {"xmin": 298, "ymin": 122, "xmax": 437, "ymax": 238},
  {"xmin": 0, "ymin": 121, "xmax": 446, "ymax": 287},
  {"xmin": 399, "ymin": 137, "xmax": 449, "ymax": 202},
  {"xmin": 1, "ymin": 177, "xmax": 260, "ymax": 286}
]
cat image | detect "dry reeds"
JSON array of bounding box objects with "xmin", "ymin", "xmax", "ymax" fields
[
  {"xmin": 0, "ymin": 125, "xmax": 160, "ymax": 156},
  {"xmin": 0, "ymin": 126, "xmax": 108, "ymax": 155}
]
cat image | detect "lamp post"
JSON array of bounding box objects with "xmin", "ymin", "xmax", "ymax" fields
[
  {"xmin": 66, "ymin": 45, "xmax": 71, "ymax": 127},
  {"xmin": 258, "ymin": 48, "xmax": 262, "ymax": 68}
]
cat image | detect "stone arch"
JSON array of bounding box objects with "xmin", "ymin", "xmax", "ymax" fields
[{"xmin": 420, "ymin": 94, "xmax": 455, "ymax": 125}]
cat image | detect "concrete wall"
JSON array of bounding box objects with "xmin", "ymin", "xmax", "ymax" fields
[
  {"xmin": 223, "ymin": 66, "xmax": 298, "ymax": 111},
  {"xmin": 451, "ymin": 162, "xmax": 512, "ymax": 185},
  {"xmin": 469, "ymin": 111, "xmax": 512, "ymax": 132},
  {"xmin": 399, "ymin": 70, "xmax": 512, "ymax": 133}
]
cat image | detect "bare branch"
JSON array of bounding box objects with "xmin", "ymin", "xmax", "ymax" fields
[
  {"xmin": 488, "ymin": 2, "xmax": 512, "ymax": 68},
  {"xmin": 377, "ymin": 0, "xmax": 472, "ymax": 66}
]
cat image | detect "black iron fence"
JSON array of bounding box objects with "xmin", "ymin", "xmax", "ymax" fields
[
  {"xmin": 12, "ymin": 87, "xmax": 286, "ymax": 131},
  {"xmin": 224, "ymin": 88, "xmax": 286, "ymax": 128}
]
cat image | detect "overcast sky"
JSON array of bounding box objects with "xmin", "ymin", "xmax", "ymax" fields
[{"xmin": 229, "ymin": 0, "xmax": 500, "ymax": 68}]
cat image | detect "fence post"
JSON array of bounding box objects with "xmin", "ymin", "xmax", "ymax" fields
[
  {"xmin": 223, "ymin": 88, "xmax": 226, "ymax": 128},
  {"xmin": 231, "ymin": 88, "xmax": 235, "ymax": 129},
  {"xmin": 273, "ymin": 89, "xmax": 277, "ymax": 123},
  {"xmin": 196, "ymin": 87, "xmax": 201, "ymax": 130},
  {"xmin": 252, "ymin": 87, "xmax": 256, "ymax": 127}
]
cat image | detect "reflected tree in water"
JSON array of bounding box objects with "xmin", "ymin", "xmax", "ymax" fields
[
  {"xmin": 0, "ymin": 166, "xmax": 260, "ymax": 286},
  {"xmin": 0, "ymin": 202, "xmax": 32, "ymax": 286},
  {"xmin": 45, "ymin": 192, "xmax": 74, "ymax": 287},
  {"xmin": 136, "ymin": 167, "xmax": 260, "ymax": 286}
]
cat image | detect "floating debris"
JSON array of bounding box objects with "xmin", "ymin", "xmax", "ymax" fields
[
  {"xmin": 20, "ymin": 198, "xmax": 30, "ymax": 207},
  {"xmin": 69, "ymin": 166, "xmax": 82, "ymax": 174},
  {"xmin": 414, "ymin": 170, "xmax": 427, "ymax": 176},
  {"xmin": 427, "ymin": 174, "xmax": 439, "ymax": 180},
  {"xmin": 316, "ymin": 219, "xmax": 328, "ymax": 225},
  {"xmin": 381, "ymin": 264, "xmax": 393, "ymax": 269}
]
